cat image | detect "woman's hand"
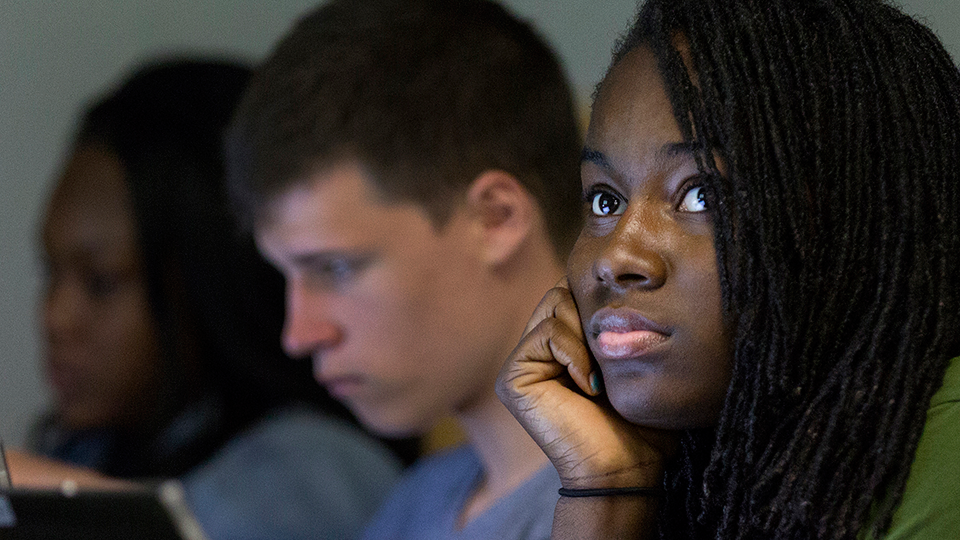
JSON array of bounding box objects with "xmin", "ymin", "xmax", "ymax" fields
[
  {"xmin": 496, "ymin": 279, "xmax": 676, "ymax": 490},
  {"xmin": 5, "ymin": 448, "xmax": 136, "ymax": 490}
]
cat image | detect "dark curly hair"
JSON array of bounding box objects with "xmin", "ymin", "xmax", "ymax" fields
[{"xmin": 609, "ymin": 0, "xmax": 960, "ymax": 537}]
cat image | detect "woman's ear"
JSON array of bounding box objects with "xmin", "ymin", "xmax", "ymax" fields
[{"xmin": 464, "ymin": 170, "xmax": 537, "ymax": 266}]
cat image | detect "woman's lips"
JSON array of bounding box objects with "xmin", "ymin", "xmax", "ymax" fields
[
  {"xmin": 595, "ymin": 330, "xmax": 668, "ymax": 359},
  {"xmin": 589, "ymin": 309, "xmax": 670, "ymax": 360}
]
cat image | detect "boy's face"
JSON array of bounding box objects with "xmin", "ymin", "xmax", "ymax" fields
[{"xmin": 256, "ymin": 160, "xmax": 504, "ymax": 437}]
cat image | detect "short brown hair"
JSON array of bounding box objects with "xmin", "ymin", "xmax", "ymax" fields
[{"xmin": 225, "ymin": 0, "xmax": 582, "ymax": 256}]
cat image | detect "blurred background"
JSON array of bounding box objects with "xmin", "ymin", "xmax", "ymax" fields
[{"xmin": 2, "ymin": 0, "xmax": 958, "ymax": 448}]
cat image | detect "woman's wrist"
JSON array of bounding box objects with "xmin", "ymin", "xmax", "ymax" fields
[
  {"xmin": 559, "ymin": 464, "xmax": 665, "ymax": 493},
  {"xmin": 552, "ymin": 491, "xmax": 662, "ymax": 540},
  {"xmin": 558, "ymin": 486, "xmax": 666, "ymax": 497}
]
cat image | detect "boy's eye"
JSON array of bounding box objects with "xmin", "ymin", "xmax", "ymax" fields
[
  {"xmin": 678, "ymin": 186, "xmax": 709, "ymax": 213},
  {"xmin": 590, "ymin": 191, "xmax": 625, "ymax": 216},
  {"xmin": 312, "ymin": 259, "xmax": 357, "ymax": 284},
  {"xmin": 325, "ymin": 259, "xmax": 356, "ymax": 283},
  {"xmin": 305, "ymin": 255, "xmax": 375, "ymax": 288}
]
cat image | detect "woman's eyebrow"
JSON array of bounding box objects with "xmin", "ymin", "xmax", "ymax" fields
[
  {"xmin": 581, "ymin": 142, "xmax": 698, "ymax": 170},
  {"xmin": 662, "ymin": 141, "xmax": 699, "ymax": 158},
  {"xmin": 581, "ymin": 147, "xmax": 611, "ymax": 169}
]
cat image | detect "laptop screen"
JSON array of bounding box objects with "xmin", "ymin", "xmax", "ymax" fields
[{"xmin": 0, "ymin": 443, "xmax": 207, "ymax": 540}]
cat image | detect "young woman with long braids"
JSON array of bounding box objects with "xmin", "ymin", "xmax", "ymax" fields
[{"xmin": 497, "ymin": 0, "xmax": 960, "ymax": 538}]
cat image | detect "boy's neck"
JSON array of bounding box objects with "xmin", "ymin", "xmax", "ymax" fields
[
  {"xmin": 455, "ymin": 390, "xmax": 551, "ymax": 528},
  {"xmin": 451, "ymin": 257, "xmax": 564, "ymax": 527}
]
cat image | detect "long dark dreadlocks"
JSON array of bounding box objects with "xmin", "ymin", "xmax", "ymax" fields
[{"xmin": 608, "ymin": 0, "xmax": 960, "ymax": 538}]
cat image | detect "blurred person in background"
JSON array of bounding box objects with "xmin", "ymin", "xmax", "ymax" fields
[{"xmin": 21, "ymin": 58, "xmax": 402, "ymax": 540}]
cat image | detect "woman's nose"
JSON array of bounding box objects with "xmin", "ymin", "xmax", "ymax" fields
[
  {"xmin": 592, "ymin": 213, "xmax": 667, "ymax": 291},
  {"xmin": 42, "ymin": 276, "xmax": 84, "ymax": 340}
]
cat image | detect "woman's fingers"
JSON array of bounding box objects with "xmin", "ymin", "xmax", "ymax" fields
[
  {"xmin": 523, "ymin": 281, "xmax": 583, "ymax": 338},
  {"xmin": 511, "ymin": 317, "xmax": 595, "ymax": 395},
  {"xmin": 515, "ymin": 281, "xmax": 594, "ymax": 394},
  {"xmin": 498, "ymin": 281, "xmax": 677, "ymax": 491}
]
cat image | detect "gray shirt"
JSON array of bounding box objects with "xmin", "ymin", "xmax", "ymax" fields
[
  {"xmin": 183, "ymin": 406, "xmax": 402, "ymax": 540},
  {"xmin": 361, "ymin": 445, "xmax": 560, "ymax": 540}
]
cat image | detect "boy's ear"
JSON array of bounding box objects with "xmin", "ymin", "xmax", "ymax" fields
[{"xmin": 464, "ymin": 170, "xmax": 537, "ymax": 266}]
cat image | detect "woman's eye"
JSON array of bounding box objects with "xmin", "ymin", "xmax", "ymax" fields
[
  {"xmin": 590, "ymin": 191, "xmax": 625, "ymax": 216},
  {"xmin": 678, "ymin": 186, "xmax": 709, "ymax": 213},
  {"xmin": 86, "ymin": 272, "xmax": 122, "ymax": 299}
]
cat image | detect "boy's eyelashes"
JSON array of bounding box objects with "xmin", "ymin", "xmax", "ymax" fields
[{"xmin": 302, "ymin": 253, "xmax": 377, "ymax": 287}]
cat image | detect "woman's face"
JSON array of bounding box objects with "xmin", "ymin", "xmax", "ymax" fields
[
  {"xmin": 40, "ymin": 143, "xmax": 163, "ymax": 430},
  {"xmin": 568, "ymin": 46, "xmax": 733, "ymax": 429}
]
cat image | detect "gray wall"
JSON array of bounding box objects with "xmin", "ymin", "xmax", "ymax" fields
[
  {"xmin": 0, "ymin": 0, "xmax": 639, "ymax": 447},
  {"xmin": 1, "ymin": 0, "xmax": 958, "ymax": 447}
]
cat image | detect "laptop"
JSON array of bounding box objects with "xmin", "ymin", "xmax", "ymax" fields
[
  {"xmin": 0, "ymin": 441, "xmax": 209, "ymax": 540},
  {"xmin": 0, "ymin": 440, "xmax": 9, "ymax": 490}
]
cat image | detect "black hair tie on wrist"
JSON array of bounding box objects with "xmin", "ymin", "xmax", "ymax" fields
[{"xmin": 558, "ymin": 486, "xmax": 667, "ymax": 498}]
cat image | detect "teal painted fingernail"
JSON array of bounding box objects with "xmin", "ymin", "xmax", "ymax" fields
[{"xmin": 589, "ymin": 372, "xmax": 602, "ymax": 394}]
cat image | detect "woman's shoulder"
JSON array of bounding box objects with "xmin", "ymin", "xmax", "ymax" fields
[
  {"xmin": 929, "ymin": 355, "xmax": 960, "ymax": 406},
  {"xmin": 875, "ymin": 356, "xmax": 960, "ymax": 539}
]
